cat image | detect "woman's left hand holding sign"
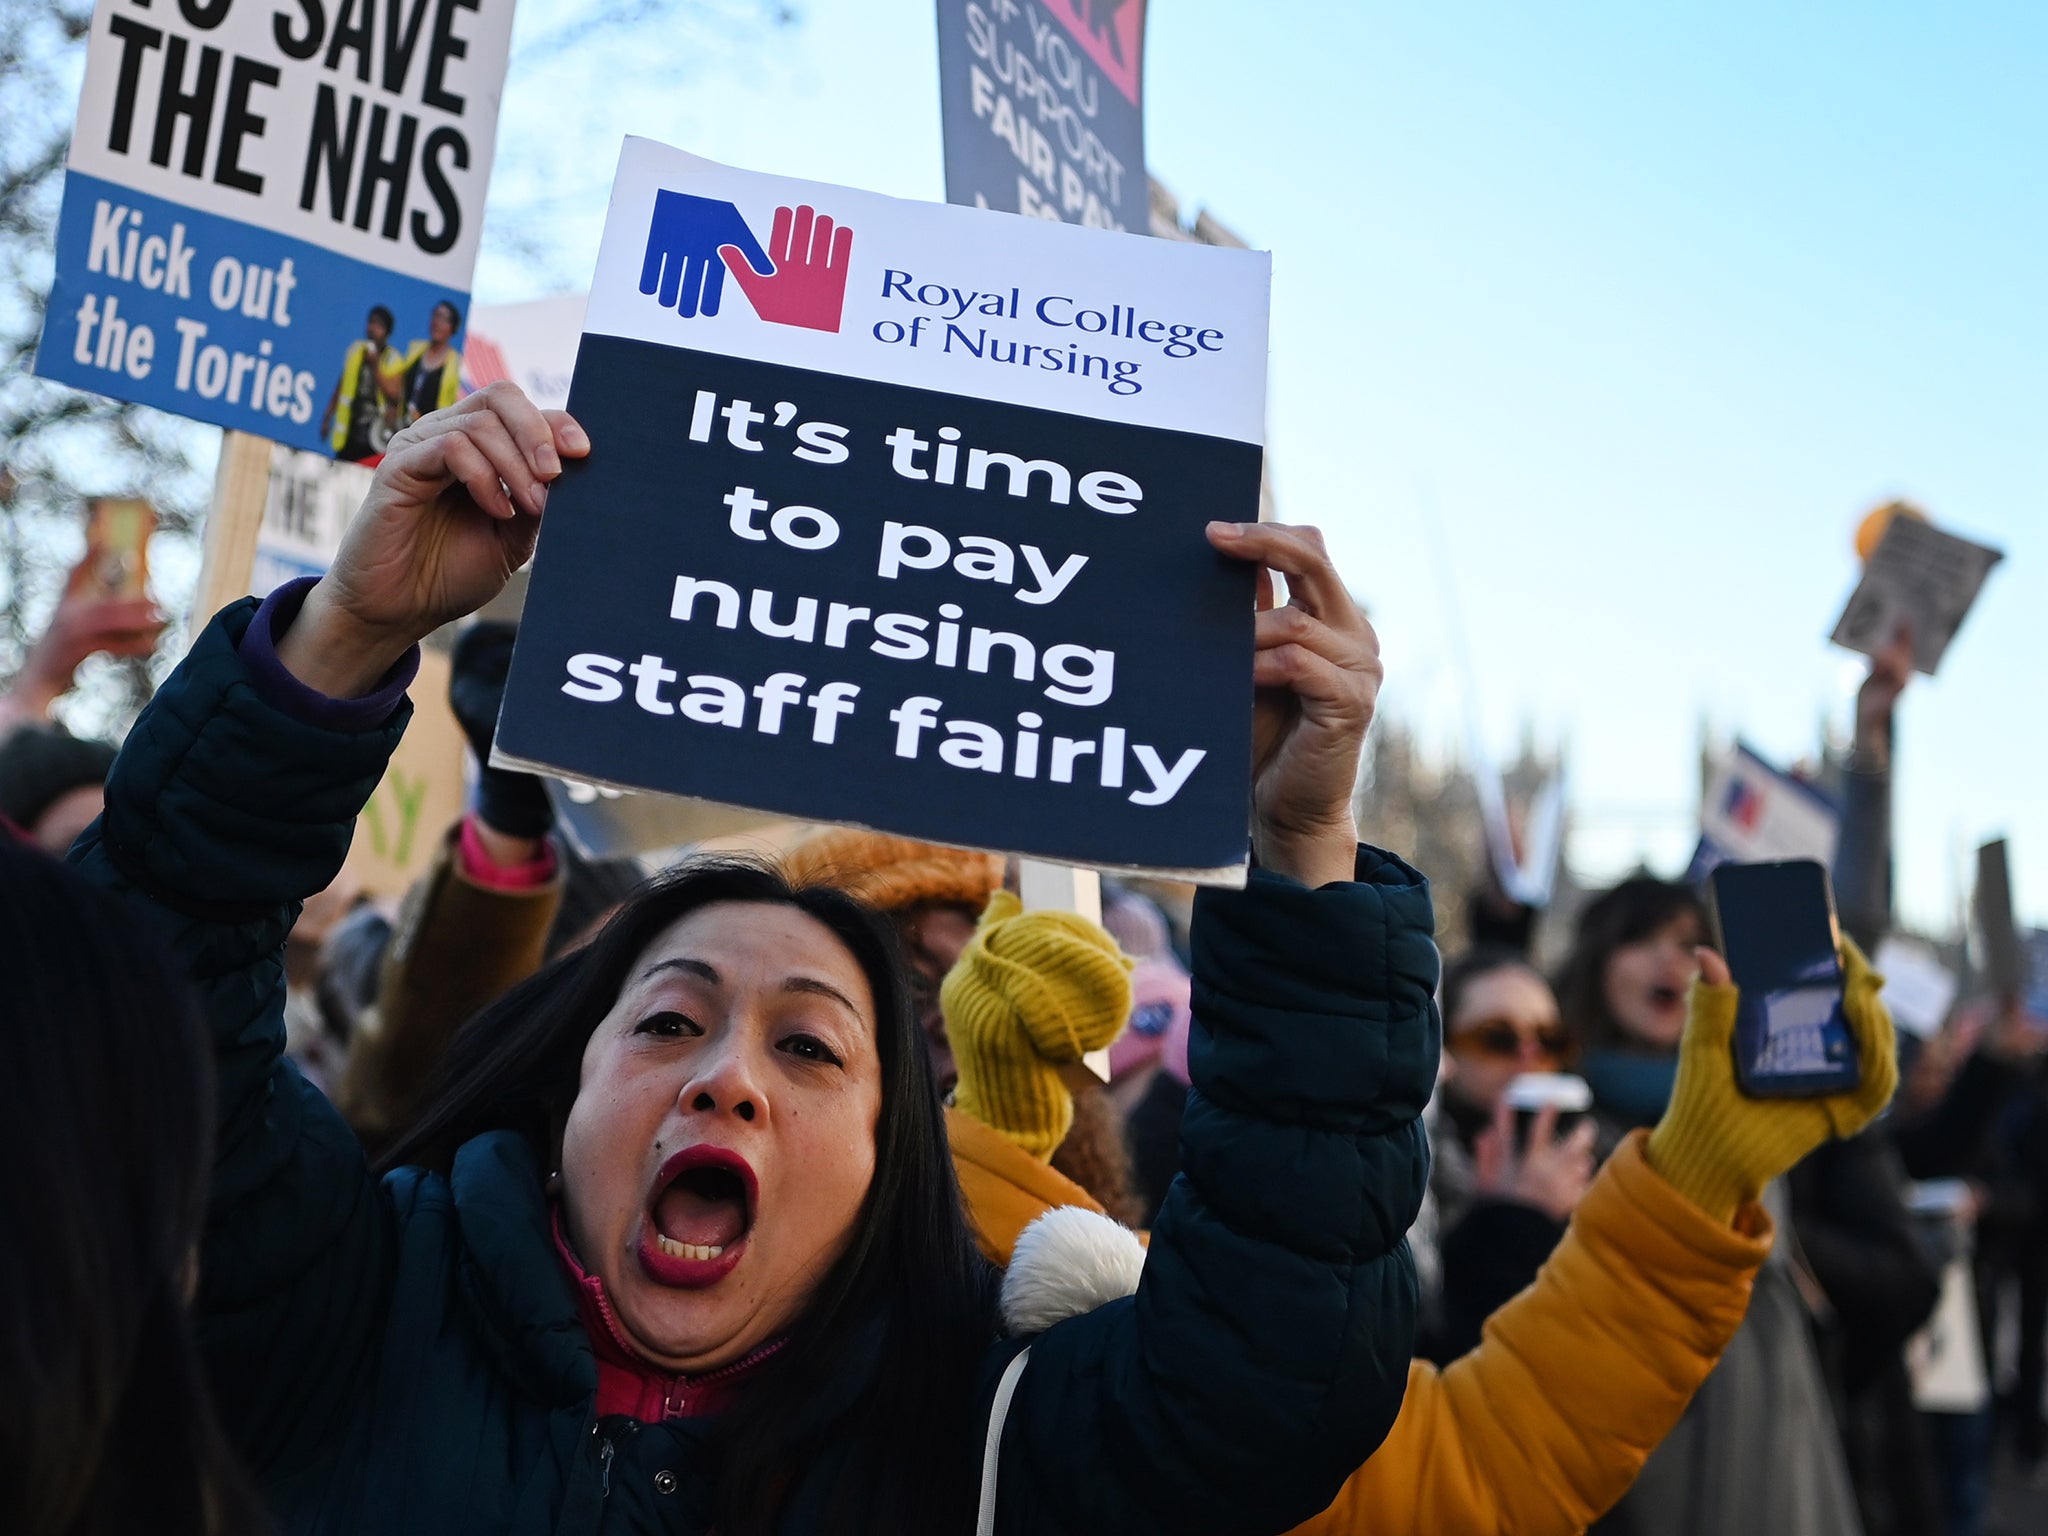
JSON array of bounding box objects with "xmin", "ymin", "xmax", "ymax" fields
[{"xmin": 277, "ymin": 384, "xmax": 590, "ymax": 698}]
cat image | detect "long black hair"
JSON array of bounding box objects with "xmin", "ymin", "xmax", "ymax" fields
[
  {"xmin": 0, "ymin": 839, "xmax": 269, "ymax": 1536},
  {"xmin": 1555, "ymin": 875, "xmax": 1708, "ymax": 1055},
  {"xmin": 384, "ymin": 858, "xmax": 998, "ymax": 1534}
]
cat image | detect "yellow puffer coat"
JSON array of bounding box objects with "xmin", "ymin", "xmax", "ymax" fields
[{"xmin": 949, "ymin": 1109, "xmax": 1771, "ymax": 1536}]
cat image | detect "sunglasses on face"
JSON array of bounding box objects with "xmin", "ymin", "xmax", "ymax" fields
[{"xmin": 1447, "ymin": 1018, "xmax": 1570, "ymax": 1062}]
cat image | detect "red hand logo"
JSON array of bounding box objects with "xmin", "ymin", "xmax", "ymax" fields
[{"xmin": 719, "ymin": 205, "xmax": 854, "ymax": 333}]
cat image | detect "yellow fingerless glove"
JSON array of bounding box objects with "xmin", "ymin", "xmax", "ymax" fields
[
  {"xmin": 943, "ymin": 890, "xmax": 1134, "ymax": 1161},
  {"xmin": 1645, "ymin": 937, "xmax": 1900, "ymax": 1223}
]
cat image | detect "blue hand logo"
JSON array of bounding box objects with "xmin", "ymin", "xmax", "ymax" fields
[{"xmin": 639, "ymin": 192, "xmax": 775, "ymax": 319}]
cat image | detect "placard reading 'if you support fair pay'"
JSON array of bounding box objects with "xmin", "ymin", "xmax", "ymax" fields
[
  {"xmin": 35, "ymin": 0, "xmax": 513, "ymax": 456},
  {"xmin": 495, "ymin": 139, "xmax": 1271, "ymax": 882}
]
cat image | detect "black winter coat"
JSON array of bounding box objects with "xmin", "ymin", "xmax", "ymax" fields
[{"xmin": 72, "ymin": 600, "xmax": 1438, "ymax": 1535}]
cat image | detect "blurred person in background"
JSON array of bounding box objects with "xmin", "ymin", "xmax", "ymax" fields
[
  {"xmin": 1564, "ymin": 876, "xmax": 1865, "ymax": 1536},
  {"xmin": 784, "ymin": 828, "xmax": 1150, "ymax": 1225},
  {"xmin": 785, "ymin": 826, "xmax": 1002, "ymax": 1096},
  {"xmin": 1421, "ymin": 945, "xmax": 1595, "ymax": 1361},
  {"xmin": 276, "ymin": 872, "xmax": 371, "ymax": 1098},
  {"xmin": 0, "ymin": 837, "xmax": 269, "ymax": 1536},
  {"xmin": 1560, "ymin": 876, "xmax": 1710, "ymax": 1145},
  {"xmin": 1978, "ymin": 1016, "xmax": 2048, "ymax": 1478},
  {"xmin": 0, "ymin": 559, "xmax": 164, "ymax": 744},
  {"xmin": 1896, "ymin": 989, "xmax": 2048, "ymax": 1527},
  {"xmin": 335, "ymin": 619, "xmax": 641, "ymax": 1157},
  {"xmin": 1107, "ymin": 950, "xmax": 1193, "ymax": 1226},
  {"xmin": 0, "ymin": 555, "xmax": 161, "ymax": 851},
  {"xmin": 0, "ymin": 724, "xmax": 116, "ymax": 856},
  {"xmin": 1783, "ymin": 624, "xmax": 1943, "ymax": 1536}
]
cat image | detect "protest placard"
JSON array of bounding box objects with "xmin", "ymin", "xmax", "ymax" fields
[
  {"xmin": 1476, "ymin": 761, "xmax": 1566, "ymax": 909},
  {"xmin": 254, "ymin": 445, "xmax": 374, "ymax": 593},
  {"xmin": 1830, "ymin": 514, "xmax": 2003, "ymax": 675},
  {"xmin": 937, "ymin": 0, "xmax": 1148, "ymax": 235},
  {"xmin": 345, "ymin": 644, "xmax": 469, "ymax": 898},
  {"xmin": 35, "ymin": 0, "xmax": 514, "ymax": 456},
  {"xmin": 1976, "ymin": 839, "xmax": 2024, "ymax": 999},
  {"xmin": 461, "ymin": 294, "xmax": 585, "ymax": 410},
  {"xmin": 1684, "ymin": 741, "xmax": 1840, "ymax": 883},
  {"xmin": 1872, "ymin": 936, "xmax": 1961, "ymax": 1040},
  {"xmin": 494, "ymin": 139, "xmax": 1269, "ymax": 882}
]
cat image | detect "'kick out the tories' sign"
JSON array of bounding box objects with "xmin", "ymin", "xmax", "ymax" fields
[
  {"xmin": 494, "ymin": 139, "xmax": 1271, "ymax": 881},
  {"xmin": 36, "ymin": 0, "xmax": 513, "ymax": 455}
]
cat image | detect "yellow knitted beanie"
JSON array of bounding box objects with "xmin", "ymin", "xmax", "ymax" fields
[
  {"xmin": 782, "ymin": 828, "xmax": 1003, "ymax": 916},
  {"xmin": 943, "ymin": 890, "xmax": 1135, "ymax": 1161}
]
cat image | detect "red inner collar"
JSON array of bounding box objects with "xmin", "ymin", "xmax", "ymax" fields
[{"xmin": 551, "ymin": 1206, "xmax": 785, "ymax": 1421}]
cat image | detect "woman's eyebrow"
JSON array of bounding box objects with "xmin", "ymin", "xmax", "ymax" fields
[
  {"xmin": 639, "ymin": 957, "xmax": 719, "ymax": 986},
  {"xmin": 783, "ymin": 975, "xmax": 863, "ymax": 1017}
]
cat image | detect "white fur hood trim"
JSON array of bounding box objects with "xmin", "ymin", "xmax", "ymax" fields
[{"xmin": 999, "ymin": 1206, "xmax": 1146, "ymax": 1336}]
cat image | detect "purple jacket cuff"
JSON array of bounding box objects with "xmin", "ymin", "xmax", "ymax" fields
[{"xmin": 238, "ymin": 577, "xmax": 419, "ymax": 732}]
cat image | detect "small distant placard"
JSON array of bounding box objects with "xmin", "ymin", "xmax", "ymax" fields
[
  {"xmin": 461, "ymin": 294, "xmax": 586, "ymax": 412},
  {"xmin": 1976, "ymin": 839, "xmax": 2024, "ymax": 998},
  {"xmin": 1830, "ymin": 516, "xmax": 2003, "ymax": 675},
  {"xmin": 495, "ymin": 140, "xmax": 1270, "ymax": 883},
  {"xmin": 1872, "ymin": 936, "xmax": 1960, "ymax": 1040},
  {"xmin": 1685, "ymin": 741, "xmax": 1840, "ymax": 883}
]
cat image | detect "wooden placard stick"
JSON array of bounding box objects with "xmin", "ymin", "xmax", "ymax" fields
[{"xmin": 185, "ymin": 430, "xmax": 272, "ymax": 647}]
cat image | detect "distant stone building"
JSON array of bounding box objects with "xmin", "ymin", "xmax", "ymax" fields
[
  {"xmin": 1354, "ymin": 718, "xmax": 1586, "ymax": 972},
  {"xmin": 1146, "ymin": 178, "xmax": 1587, "ymax": 965}
]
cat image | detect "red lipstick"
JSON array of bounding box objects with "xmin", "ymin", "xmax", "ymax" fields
[{"xmin": 636, "ymin": 1144, "xmax": 757, "ymax": 1290}]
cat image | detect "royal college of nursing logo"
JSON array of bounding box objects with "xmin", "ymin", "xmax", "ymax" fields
[{"xmin": 640, "ymin": 193, "xmax": 855, "ymax": 333}]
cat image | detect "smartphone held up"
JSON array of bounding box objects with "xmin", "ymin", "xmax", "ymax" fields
[
  {"xmin": 70, "ymin": 497, "xmax": 155, "ymax": 602},
  {"xmin": 1504, "ymin": 1071, "xmax": 1592, "ymax": 1146},
  {"xmin": 1708, "ymin": 859, "xmax": 1861, "ymax": 1098}
]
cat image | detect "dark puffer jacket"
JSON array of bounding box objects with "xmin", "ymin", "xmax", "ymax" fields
[{"xmin": 71, "ymin": 599, "xmax": 1438, "ymax": 1535}]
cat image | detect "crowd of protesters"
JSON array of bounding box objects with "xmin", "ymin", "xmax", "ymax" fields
[{"xmin": 2, "ymin": 386, "xmax": 2041, "ymax": 1536}]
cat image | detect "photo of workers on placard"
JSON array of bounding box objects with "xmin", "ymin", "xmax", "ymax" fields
[
  {"xmin": 319, "ymin": 306, "xmax": 397, "ymax": 462},
  {"xmin": 383, "ymin": 300, "xmax": 467, "ymax": 428}
]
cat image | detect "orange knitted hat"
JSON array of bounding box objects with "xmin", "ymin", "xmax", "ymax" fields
[{"xmin": 782, "ymin": 827, "xmax": 1004, "ymax": 915}]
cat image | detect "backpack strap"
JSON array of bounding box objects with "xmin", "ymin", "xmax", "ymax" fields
[{"xmin": 975, "ymin": 1346, "xmax": 1032, "ymax": 1536}]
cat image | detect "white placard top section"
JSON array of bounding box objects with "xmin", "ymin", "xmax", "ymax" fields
[
  {"xmin": 68, "ymin": 0, "xmax": 513, "ymax": 282},
  {"xmin": 585, "ymin": 139, "xmax": 1272, "ymax": 446}
]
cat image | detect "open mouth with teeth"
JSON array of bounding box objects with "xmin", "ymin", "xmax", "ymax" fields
[{"xmin": 636, "ymin": 1146, "xmax": 757, "ymax": 1289}]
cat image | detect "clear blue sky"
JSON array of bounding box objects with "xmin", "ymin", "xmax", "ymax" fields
[{"xmin": 477, "ymin": 0, "xmax": 2046, "ymax": 931}]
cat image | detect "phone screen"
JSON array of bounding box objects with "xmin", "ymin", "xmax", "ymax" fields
[
  {"xmin": 1710, "ymin": 860, "xmax": 1860, "ymax": 1096},
  {"xmin": 76, "ymin": 497, "xmax": 155, "ymax": 600}
]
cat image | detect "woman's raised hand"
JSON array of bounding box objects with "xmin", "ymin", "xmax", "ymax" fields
[
  {"xmin": 1645, "ymin": 942, "xmax": 1900, "ymax": 1223},
  {"xmin": 1475, "ymin": 1100, "xmax": 1599, "ymax": 1223},
  {"xmin": 277, "ymin": 385, "xmax": 589, "ymax": 698},
  {"xmin": 1205, "ymin": 521, "xmax": 1381, "ymax": 889}
]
